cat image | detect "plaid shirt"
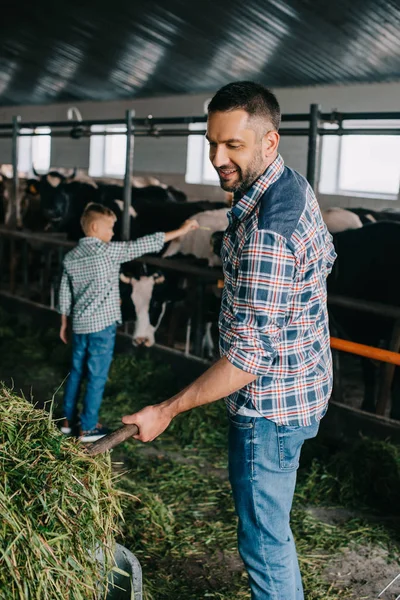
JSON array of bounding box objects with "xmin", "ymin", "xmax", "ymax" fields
[
  {"xmin": 219, "ymin": 155, "xmax": 337, "ymax": 426},
  {"xmin": 58, "ymin": 233, "xmax": 165, "ymax": 334}
]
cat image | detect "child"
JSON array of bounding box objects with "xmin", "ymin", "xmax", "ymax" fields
[{"xmin": 58, "ymin": 202, "xmax": 199, "ymax": 442}]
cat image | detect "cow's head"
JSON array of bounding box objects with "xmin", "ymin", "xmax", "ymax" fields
[
  {"xmin": 120, "ymin": 268, "xmax": 185, "ymax": 347},
  {"xmin": 33, "ymin": 167, "xmax": 76, "ymax": 221}
]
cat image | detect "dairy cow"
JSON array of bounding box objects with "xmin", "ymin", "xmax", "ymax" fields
[{"xmin": 328, "ymin": 221, "xmax": 400, "ymax": 419}]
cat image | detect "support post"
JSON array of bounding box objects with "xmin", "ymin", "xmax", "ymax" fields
[
  {"xmin": 306, "ymin": 104, "xmax": 320, "ymax": 189},
  {"xmin": 376, "ymin": 319, "xmax": 400, "ymax": 416},
  {"xmin": 11, "ymin": 116, "xmax": 20, "ymax": 227},
  {"xmin": 122, "ymin": 110, "xmax": 134, "ymax": 241},
  {"xmin": 193, "ymin": 282, "xmax": 205, "ymax": 357}
]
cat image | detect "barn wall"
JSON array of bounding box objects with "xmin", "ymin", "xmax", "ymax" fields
[{"xmin": 1, "ymin": 82, "xmax": 400, "ymax": 207}]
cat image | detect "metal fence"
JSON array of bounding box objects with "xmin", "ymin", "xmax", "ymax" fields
[{"xmin": 1, "ymin": 225, "xmax": 400, "ymax": 418}]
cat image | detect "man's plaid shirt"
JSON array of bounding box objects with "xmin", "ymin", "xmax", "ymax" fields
[
  {"xmin": 219, "ymin": 155, "xmax": 337, "ymax": 426},
  {"xmin": 58, "ymin": 233, "xmax": 165, "ymax": 334}
]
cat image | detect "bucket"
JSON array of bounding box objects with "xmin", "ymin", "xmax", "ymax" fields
[{"xmin": 104, "ymin": 543, "xmax": 143, "ymax": 600}]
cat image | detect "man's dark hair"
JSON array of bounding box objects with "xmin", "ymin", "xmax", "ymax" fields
[{"xmin": 207, "ymin": 81, "xmax": 281, "ymax": 131}]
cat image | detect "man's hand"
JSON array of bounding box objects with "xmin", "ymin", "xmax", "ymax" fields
[
  {"xmin": 179, "ymin": 219, "xmax": 199, "ymax": 236},
  {"xmin": 122, "ymin": 403, "xmax": 173, "ymax": 442}
]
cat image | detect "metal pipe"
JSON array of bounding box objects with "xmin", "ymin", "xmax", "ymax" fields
[
  {"xmin": 11, "ymin": 116, "xmax": 20, "ymax": 224},
  {"xmin": 122, "ymin": 109, "xmax": 134, "ymax": 241},
  {"xmin": 0, "ymin": 109, "xmax": 397, "ymax": 133},
  {"xmin": 328, "ymin": 294, "xmax": 400, "ymax": 320},
  {"xmin": 331, "ymin": 337, "xmax": 400, "ymax": 366},
  {"xmin": 1, "ymin": 126, "xmax": 400, "ymax": 141},
  {"xmin": 306, "ymin": 104, "xmax": 320, "ymax": 189},
  {"xmin": 193, "ymin": 282, "xmax": 205, "ymax": 357}
]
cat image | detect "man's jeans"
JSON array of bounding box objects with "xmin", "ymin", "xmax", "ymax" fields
[
  {"xmin": 63, "ymin": 324, "xmax": 117, "ymax": 431},
  {"xmin": 228, "ymin": 412, "xmax": 320, "ymax": 600}
]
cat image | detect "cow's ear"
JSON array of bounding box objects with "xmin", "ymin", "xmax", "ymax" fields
[
  {"xmin": 120, "ymin": 273, "xmax": 132, "ymax": 285},
  {"xmin": 153, "ymin": 273, "xmax": 165, "ymax": 285}
]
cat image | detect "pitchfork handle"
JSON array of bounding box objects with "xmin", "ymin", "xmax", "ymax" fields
[{"xmin": 87, "ymin": 424, "xmax": 139, "ymax": 456}]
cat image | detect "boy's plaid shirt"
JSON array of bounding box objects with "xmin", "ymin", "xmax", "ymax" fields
[
  {"xmin": 219, "ymin": 155, "xmax": 337, "ymax": 426},
  {"xmin": 58, "ymin": 233, "xmax": 165, "ymax": 334}
]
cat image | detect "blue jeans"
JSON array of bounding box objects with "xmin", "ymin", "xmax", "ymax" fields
[
  {"xmin": 62, "ymin": 324, "xmax": 117, "ymax": 431},
  {"xmin": 228, "ymin": 413, "xmax": 320, "ymax": 600}
]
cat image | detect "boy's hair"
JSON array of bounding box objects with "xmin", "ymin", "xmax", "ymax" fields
[
  {"xmin": 207, "ymin": 81, "xmax": 281, "ymax": 131},
  {"xmin": 80, "ymin": 203, "xmax": 116, "ymax": 234}
]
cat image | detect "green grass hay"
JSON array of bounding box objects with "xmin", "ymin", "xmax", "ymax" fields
[{"xmin": 0, "ymin": 386, "xmax": 123, "ymax": 600}]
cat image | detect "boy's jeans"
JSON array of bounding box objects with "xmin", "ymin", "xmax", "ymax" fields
[
  {"xmin": 63, "ymin": 323, "xmax": 117, "ymax": 431},
  {"xmin": 228, "ymin": 412, "xmax": 320, "ymax": 600}
]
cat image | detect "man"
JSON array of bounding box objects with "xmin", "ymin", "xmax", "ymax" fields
[{"xmin": 122, "ymin": 81, "xmax": 336, "ymax": 599}]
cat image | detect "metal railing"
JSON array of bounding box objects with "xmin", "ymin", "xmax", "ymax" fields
[
  {"xmin": 1, "ymin": 225, "xmax": 399, "ymax": 417},
  {"xmin": 0, "ymin": 226, "xmax": 223, "ymax": 357}
]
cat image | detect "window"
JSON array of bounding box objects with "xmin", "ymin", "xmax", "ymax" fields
[
  {"xmin": 185, "ymin": 98, "xmax": 219, "ymax": 186},
  {"xmin": 319, "ymin": 120, "xmax": 400, "ymax": 199},
  {"xmin": 89, "ymin": 125, "xmax": 129, "ymax": 178},
  {"xmin": 185, "ymin": 122, "xmax": 219, "ymax": 185},
  {"xmin": 18, "ymin": 127, "xmax": 51, "ymax": 174}
]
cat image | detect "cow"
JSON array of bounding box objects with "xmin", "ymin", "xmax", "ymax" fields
[
  {"xmin": 43, "ymin": 176, "xmax": 227, "ymax": 241},
  {"xmin": 328, "ymin": 221, "xmax": 400, "ymax": 419},
  {"xmin": 321, "ymin": 207, "xmax": 363, "ymax": 233},
  {"xmin": 39, "ymin": 177, "xmax": 191, "ymax": 239},
  {"xmin": 162, "ymin": 208, "xmax": 229, "ymax": 267},
  {"xmin": 119, "ymin": 265, "xmax": 186, "ymax": 347},
  {"xmin": 347, "ymin": 207, "xmax": 400, "ymax": 225},
  {"xmin": 117, "ymin": 205, "xmax": 228, "ymax": 352}
]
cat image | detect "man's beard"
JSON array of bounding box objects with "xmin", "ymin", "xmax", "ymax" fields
[{"xmin": 218, "ymin": 149, "xmax": 265, "ymax": 194}]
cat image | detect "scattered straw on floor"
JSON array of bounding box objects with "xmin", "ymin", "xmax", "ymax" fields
[{"xmin": 0, "ymin": 385, "xmax": 124, "ymax": 600}]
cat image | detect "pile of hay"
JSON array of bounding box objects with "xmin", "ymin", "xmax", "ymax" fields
[{"xmin": 0, "ymin": 386, "xmax": 124, "ymax": 599}]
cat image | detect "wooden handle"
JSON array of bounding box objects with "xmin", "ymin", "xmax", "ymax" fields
[{"xmin": 87, "ymin": 424, "xmax": 139, "ymax": 456}]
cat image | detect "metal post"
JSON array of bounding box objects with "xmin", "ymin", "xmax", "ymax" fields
[
  {"xmin": 193, "ymin": 282, "xmax": 205, "ymax": 357},
  {"xmin": 376, "ymin": 319, "xmax": 400, "ymax": 416},
  {"xmin": 122, "ymin": 110, "xmax": 134, "ymax": 241},
  {"xmin": 306, "ymin": 104, "xmax": 320, "ymax": 189},
  {"xmin": 11, "ymin": 116, "xmax": 20, "ymax": 228}
]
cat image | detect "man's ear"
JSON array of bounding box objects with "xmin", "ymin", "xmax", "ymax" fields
[{"xmin": 262, "ymin": 130, "xmax": 280, "ymax": 158}]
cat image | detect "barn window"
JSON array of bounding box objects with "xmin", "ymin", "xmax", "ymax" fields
[
  {"xmin": 18, "ymin": 127, "xmax": 51, "ymax": 174},
  {"xmin": 89, "ymin": 124, "xmax": 129, "ymax": 178},
  {"xmin": 185, "ymin": 122, "xmax": 219, "ymax": 185},
  {"xmin": 185, "ymin": 99, "xmax": 219, "ymax": 186},
  {"xmin": 319, "ymin": 120, "xmax": 400, "ymax": 199}
]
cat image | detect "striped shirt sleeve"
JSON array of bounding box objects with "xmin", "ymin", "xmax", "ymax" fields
[
  {"xmin": 225, "ymin": 230, "xmax": 295, "ymax": 376},
  {"xmin": 58, "ymin": 268, "xmax": 72, "ymax": 316},
  {"xmin": 108, "ymin": 232, "xmax": 165, "ymax": 264}
]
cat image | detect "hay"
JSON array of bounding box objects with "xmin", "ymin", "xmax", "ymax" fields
[{"xmin": 0, "ymin": 385, "xmax": 124, "ymax": 600}]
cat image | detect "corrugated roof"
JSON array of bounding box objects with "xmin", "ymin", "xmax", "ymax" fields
[{"xmin": 1, "ymin": 0, "xmax": 400, "ymax": 105}]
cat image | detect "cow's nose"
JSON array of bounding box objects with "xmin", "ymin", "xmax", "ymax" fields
[{"xmin": 134, "ymin": 337, "xmax": 151, "ymax": 347}]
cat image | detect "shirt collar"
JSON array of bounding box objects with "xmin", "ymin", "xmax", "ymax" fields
[
  {"xmin": 79, "ymin": 236, "xmax": 102, "ymax": 244},
  {"xmin": 231, "ymin": 154, "xmax": 285, "ymax": 222}
]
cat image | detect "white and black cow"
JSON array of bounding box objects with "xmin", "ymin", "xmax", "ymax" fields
[{"xmin": 119, "ymin": 265, "xmax": 186, "ymax": 347}]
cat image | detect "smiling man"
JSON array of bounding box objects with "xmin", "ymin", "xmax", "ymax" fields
[{"xmin": 122, "ymin": 81, "xmax": 337, "ymax": 599}]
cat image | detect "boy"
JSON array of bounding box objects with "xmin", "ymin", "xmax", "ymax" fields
[{"xmin": 58, "ymin": 202, "xmax": 198, "ymax": 442}]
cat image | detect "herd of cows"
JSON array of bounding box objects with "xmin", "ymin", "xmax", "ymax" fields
[{"xmin": 1, "ymin": 167, "xmax": 400, "ymax": 419}]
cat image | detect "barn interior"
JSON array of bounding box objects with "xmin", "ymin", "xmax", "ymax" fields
[{"xmin": 1, "ymin": 1, "xmax": 400, "ymax": 598}]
